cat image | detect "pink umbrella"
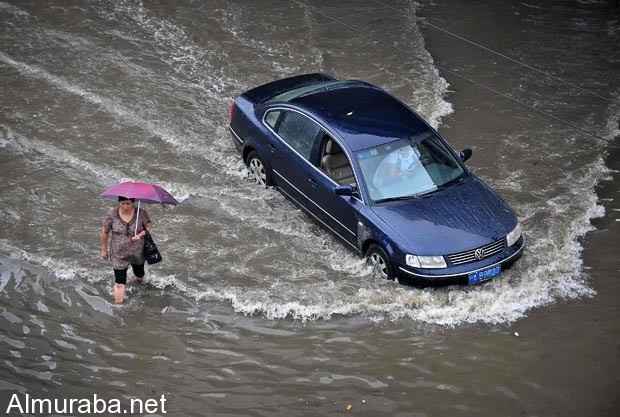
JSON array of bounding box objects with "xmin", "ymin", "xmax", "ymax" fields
[{"xmin": 100, "ymin": 181, "xmax": 179, "ymax": 236}]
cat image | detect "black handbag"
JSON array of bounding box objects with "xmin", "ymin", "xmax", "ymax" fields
[{"xmin": 143, "ymin": 230, "xmax": 162, "ymax": 264}]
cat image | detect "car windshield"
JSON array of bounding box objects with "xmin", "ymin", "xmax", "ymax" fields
[{"xmin": 355, "ymin": 130, "xmax": 466, "ymax": 202}]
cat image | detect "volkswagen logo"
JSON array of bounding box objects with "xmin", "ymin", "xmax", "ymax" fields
[{"xmin": 474, "ymin": 248, "xmax": 486, "ymax": 260}]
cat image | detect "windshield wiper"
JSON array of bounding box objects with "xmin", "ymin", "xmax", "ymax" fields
[{"xmin": 374, "ymin": 195, "xmax": 419, "ymax": 204}]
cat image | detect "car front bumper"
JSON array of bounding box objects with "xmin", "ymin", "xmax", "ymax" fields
[{"xmin": 396, "ymin": 237, "xmax": 525, "ymax": 287}]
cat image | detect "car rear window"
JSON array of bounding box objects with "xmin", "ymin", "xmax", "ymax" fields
[{"xmin": 264, "ymin": 80, "xmax": 348, "ymax": 103}]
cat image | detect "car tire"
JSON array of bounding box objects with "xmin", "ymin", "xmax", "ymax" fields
[
  {"xmin": 366, "ymin": 244, "xmax": 396, "ymax": 281},
  {"xmin": 246, "ymin": 151, "xmax": 273, "ymax": 187}
]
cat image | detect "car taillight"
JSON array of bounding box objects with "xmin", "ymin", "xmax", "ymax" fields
[{"xmin": 229, "ymin": 101, "xmax": 236, "ymax": 124}]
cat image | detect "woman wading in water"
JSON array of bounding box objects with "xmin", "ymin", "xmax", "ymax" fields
[{"xmin": 101, "ymin": 196, "xmax": 152, "ymax": 303}]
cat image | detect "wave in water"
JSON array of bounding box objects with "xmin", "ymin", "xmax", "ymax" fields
[{"xmin": 1, "ymin": 0, "xmax": 616, "ymax": 326}]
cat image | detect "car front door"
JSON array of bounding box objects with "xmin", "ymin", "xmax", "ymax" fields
[{"xmin": 307, "ymin": 133, "xmax": 362, "ymax": 251}]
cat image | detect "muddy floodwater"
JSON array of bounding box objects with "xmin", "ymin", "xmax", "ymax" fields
[{"xmin": 1, "ymin": 1, "xmax": 619, "ymax": 416}]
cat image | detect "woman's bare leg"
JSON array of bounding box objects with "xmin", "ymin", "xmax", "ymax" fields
[{"xmin": 114, "ymin": 284, "xmax": 126, "ymax": 303}]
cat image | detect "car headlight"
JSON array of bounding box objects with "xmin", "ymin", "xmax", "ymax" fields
[
  {"xmin": 406, "ymin": 254, "xmax": 447, "ymax": 269},
  {"xmin": 506, "ymin": 222, "xmax": 522, "ymax": 247}
]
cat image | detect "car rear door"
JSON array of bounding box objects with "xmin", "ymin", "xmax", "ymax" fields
[{"xmin": 263, "ymin": 109, "xmax": 323, "ymax": 216}]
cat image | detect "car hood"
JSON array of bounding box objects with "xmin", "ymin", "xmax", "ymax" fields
[{"xmin": 370, "ymin": 177, "xmax": 517, "ymax": 255}]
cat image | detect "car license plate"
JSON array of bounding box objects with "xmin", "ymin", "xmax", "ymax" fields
[{"xmin": 468, "ymin": 265, "xmax": 501, "ymax": 285}]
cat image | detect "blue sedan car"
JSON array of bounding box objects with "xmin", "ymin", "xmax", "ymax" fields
[{"xmin": 229, "ymin": 73, "xmax": 524, "ymax": 286}]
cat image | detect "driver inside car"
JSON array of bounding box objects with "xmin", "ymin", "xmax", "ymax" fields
[{"xmin": 386, "ymin": 145, "xmax": 422, "ymax": 184}]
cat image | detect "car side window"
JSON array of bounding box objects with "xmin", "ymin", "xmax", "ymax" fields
[
  {"xmin": 264, "ymin": 110, "xmax": 281, "ymax": 129},
  {"xmin": 320, "ymin": 136, "xmax": 356, "ymax": 187},
  {"xmin": 276, "ymin": 111, "xmax": 321, "ymax": 160}
]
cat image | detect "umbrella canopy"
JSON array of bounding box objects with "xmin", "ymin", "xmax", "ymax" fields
[
  {"xmin": 100, "ymin": 181, "xmax": 179, "ymax": 205},
  {"xmin": 101, "ymin": 181, "xmax": 179, "ymax": 236}
]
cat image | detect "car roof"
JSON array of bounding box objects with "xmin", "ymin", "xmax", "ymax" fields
[{"xmin": 288, "ymin": 83, "xmax": 431, "ymax": 152}]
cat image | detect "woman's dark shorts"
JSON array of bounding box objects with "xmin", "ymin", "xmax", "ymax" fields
[{"xmin": 113, "ymin": 264, "xmax": 145, "ymax": 285}]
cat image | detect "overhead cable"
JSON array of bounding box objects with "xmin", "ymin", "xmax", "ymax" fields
[
  {"xmin": 373, "ymin": 0, "xmax": 620, "ymax": 108},
  {"xmin": 285, "ymin": 0, "xmax": 617, "ymax": 147}
]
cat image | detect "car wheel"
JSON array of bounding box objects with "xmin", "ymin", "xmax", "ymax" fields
[
  {"xmin": 366, "ymin": 244, "xmax": 395, "ymax": 280},
  {"xmin": 246, "ymin": 151, "xmax": 272, "ymax": 187}
]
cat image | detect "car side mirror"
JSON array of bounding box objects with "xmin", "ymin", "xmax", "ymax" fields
[
  {"xmin": 459, "ymin": 148, "xmax": 473, "ymax": 162},
  {"xmin": 335, "ymin": 185, "xmax": 358, "ymax": 197}
]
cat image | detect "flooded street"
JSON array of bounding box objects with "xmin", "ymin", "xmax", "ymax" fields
[{"xmin": 1, "ymin": 1, "xmax": 619, "ymax": 415}]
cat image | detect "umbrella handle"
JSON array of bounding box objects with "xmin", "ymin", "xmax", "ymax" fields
[{"xmin": 134, "ymin": 201, "xmax": 141, "ymax": 236}]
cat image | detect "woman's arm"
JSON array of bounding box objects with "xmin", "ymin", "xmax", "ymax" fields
[
  {"xmin": 101, "ymin": 227, "xmax": 109, "ymax": 259},
  {"xmin": 131, "ymin": 222, "xmax": 152, "ymax": 241}
]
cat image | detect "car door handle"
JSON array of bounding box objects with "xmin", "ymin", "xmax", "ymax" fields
[
  {"xmin": 267, "ymin": 142, "xmax": 276, "ymax": 153},
  {"xmin": 308, "ymin": 178, "xmax": 318, "ymax": 188}
]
